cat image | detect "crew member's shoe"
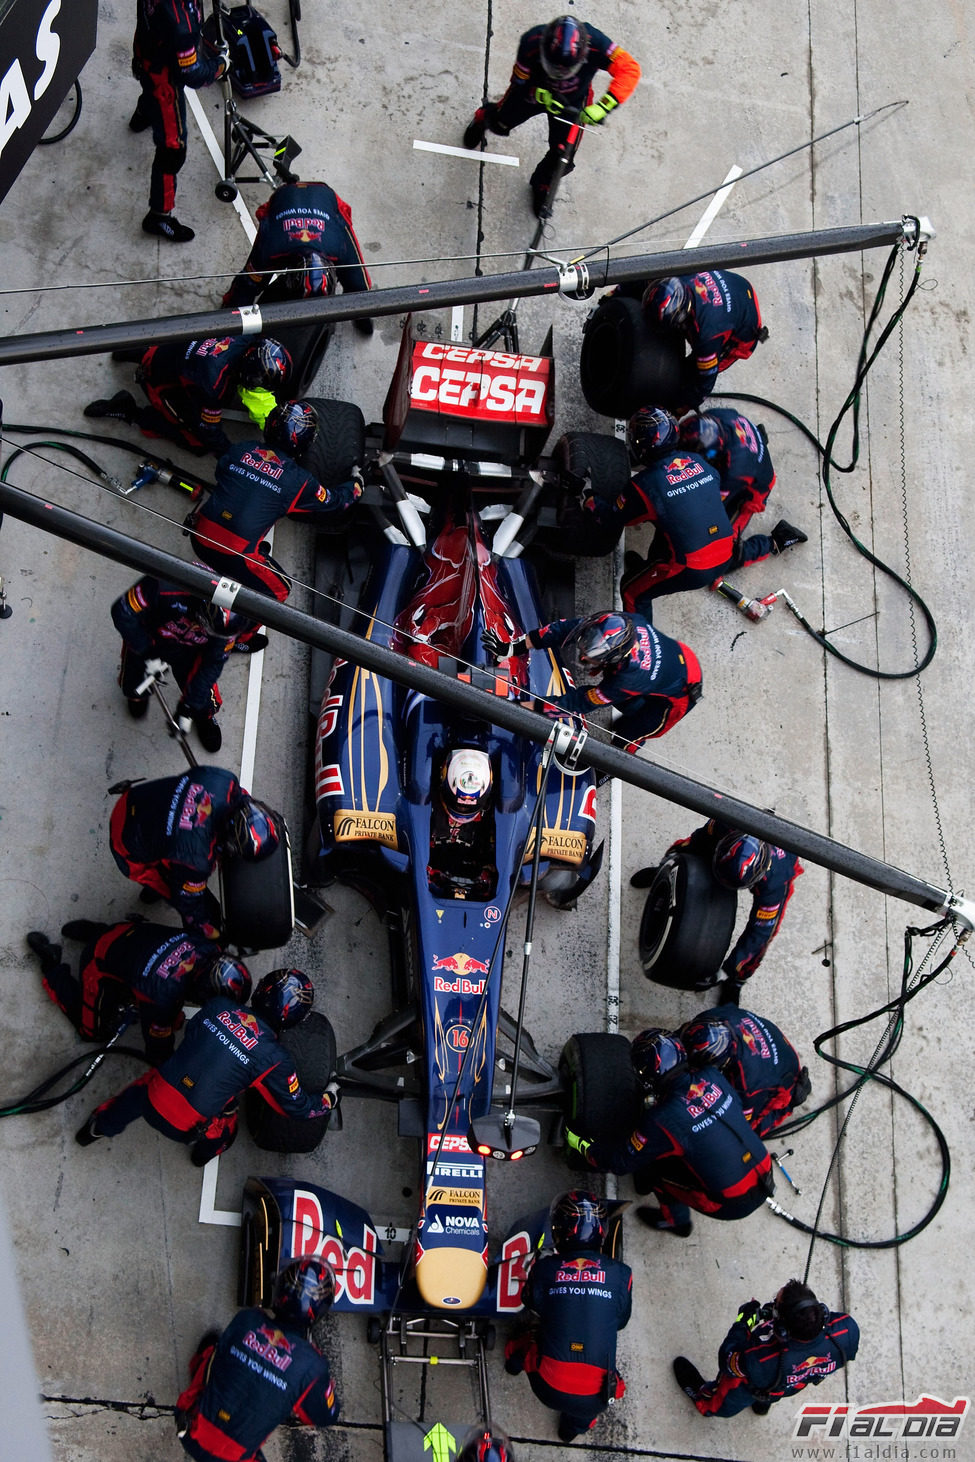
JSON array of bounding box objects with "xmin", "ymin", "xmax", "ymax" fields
[
  {"xmin": 84, "ymin": 390, "xmax": 138, "ymax": 422},
  {"xmin": 232, "ymin": 633, "xmax": 269, "ymax": 654},
  {"xmin": 557, "ymin": 1415, "xmax": 583, "ymax": 1443},
  {"xmin": 142, "ymin": 211, "xmax": 195, "ymax": 243},
  {"xmin": 128, "ymin": 105, "xmax": 151, "ymax": 133},
  {"xmin": 26, "ymin": 931, "xmax": 62, "ymax": 972},
  {"xmin": 636, "ymin": 1206, "xmax": 693, "ymax": 1238},
  {"xmin": 127, "ymin": 695, "xmax": 149, "ymax": 719},
  {"xmin": 752, "ymin": 1399, "xmax": 771, "ymax": 1415},
  {"xmin": 770, "ymin": 519, "xmax": 808, "ymax": 553},
  {"xmin": 463, "ymin": 111, "xmax": 487, "ymax": 149},
  {"xmin": 195, "ymin": 716, "xmax": 222, "ymax": 754},
  {"xmin": 629, "ymin": 865, "xmax": 659, "ymax": 889},
  {"xmin": 61, "ymin": 920, "xmax": 111, "ymax": 942},
  {"xmin": 715, "ymin": 977, "xmax": 744, "ymax": 1007},
  {"xmin": 75, "ymin": 1113, "xmax": 105, "ymax": 1147},
  {"xmin": 353, "ymin": 316, "xmax": 375, "ymax": 337},
  {"xmin": 673, "ymin": 1355, "xmax": 705, "ymax": 1400}
]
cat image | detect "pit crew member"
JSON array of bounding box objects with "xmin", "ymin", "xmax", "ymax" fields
[
  {"xmin": 680, "ymin": 1005, "xmax": 811, "ymax": 1138},
  {"xmin": 632, "ymin": 270, "xmax": 768, "ymax": 407}
]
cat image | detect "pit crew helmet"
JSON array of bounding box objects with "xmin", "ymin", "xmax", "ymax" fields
[
  {"xmin": 712, "ymin": 831, "xmax": 772, "ymax": 890},
  {"xmin": 442, "ymin": 748, "xmax": 493, "ymax": 824},
  {"xmin": 272, "ymin": 1256, "xmax": 336, "ymax": 1327},
  {"xmin": 540, "ymin": 16, "xmax": 590, "ymax": 79},
  {"xmin": 252, "ymin": 968, "xmax": 314, "ymax": 1030},
  {"xmin": 631, "ymin": 1027, "xmax": 688, "ymax": 1095},
  {"xmin": 627, "ymin": 406, "xmax": 679, "ymax": 464},
  {"xmin": 264, "ymin": 399, "xmax": 319, "ymax": 456},
  {"xmin": 223, "ymin": 798, "xmax": 280, "ymax": 862},
  {"xmin": 680, "ymin": 1016, "xmax": 734, "ymax": 1070},
  {"xmin": 642, "ymin": 276, "xmax": 693, "ymax": 329},
  {"xmin": 191, "ymin": 598, "xmax": 250, "ymax": 640},
  {"xmin": 678, "ymin": 412, "xmax": 724, "ymax": 461},
  {"xmin": 458, "ymin": 1427, "xmax": 516, "ymax": 1462},
  {"xmin": 567, "ymin": 611, "xmax": 636, "ymax": 669},
  {"xmin": 550, "ymin": 1190, "xmax": 607, "ymax": 1253},
  {"xmin": 237, "ymin": 338, "xmax": 292, "ymax": 391},
  {"xmin": 193, "ymin": 953, "xmax": 252, "ymax": 1004},
  {"xmin": 285, "ymin": 251, "xmax": 337, "ymax": 300}
]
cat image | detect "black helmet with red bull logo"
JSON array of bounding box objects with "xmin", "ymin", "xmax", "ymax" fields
[
  {"xmin": 550, "ymin": 1189, "xmax": 607, "ymax": 1253},
  {"xmin": 191, "ymin": 597, "xmax": 251, "ymax": 641},
  {"xmin": 680, "ymin": 1015, "xmax": 734, "ymax": 1070},
  {"xmin": 272, "ymin": 1256, "xmax": 336, "ymax": 1327},
  {"xmin": 223, "ymin": 798, "xmax": 280, "ymax": 862},
  {"xmin": 285, "ymin": 252, "xmax": 336, "ymax": 300},
  {"xmin": 264, "ymin": 399, "xmax": 319, "ymax": 456},
  {"xmin": 540, "ymin": 16, "xmax": 589, "ymax": 79},
  {"xmin": 194, "ymin": 953, "xmax": 252, "ymax": 1004},
  {"xmin": 642, "ymin": 276, "xmax": 693, "ymax": 329},
  {"xmin": 458, "ymin": 1427, "xmax": 516, "ymax": 1462},
  {"xmin": 631, "ymin": 1027, "xmax": 688, "ymax": 1096},
  {"xmin": 627, "ymin": 406, "xmax": 680, "ymax": 465},
  {"xmin": 252, "ymin": 967, "xmax": 314, "ymax": 1030},
  {"xmin": 237, "ymin": 338, "xmax": 292, "ymax": 391},
  {"xmin": 566, "ymin": 611, "xmax": 636, "ymax": 670},
  {"xmin": 712, "ymin": 831, "xmax": 772, "ymax": 890}
]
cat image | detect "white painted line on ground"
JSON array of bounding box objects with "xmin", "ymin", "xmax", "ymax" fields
[
  {"xmin": 186, "ymin": 88, "xmax": 258, "ymax": 245},
  {"xmin": 684, "ymin": 165, "xmax": 743, "ymax": 248},
  {"xmin": 413, "ymin": 139, "xmax": 520, "ymax": 166},
  {"xmin": 198, "ymin": 1153, "xmax": 241, "ymax": 1227}
]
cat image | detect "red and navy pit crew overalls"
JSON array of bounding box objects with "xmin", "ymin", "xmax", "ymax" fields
[
  {"xmin": 223, "ymin": 181, "xmax": 372, "ymax": 306},
  {"xmin": 698, "ymin": 408, "xmax": 777, "ymax": 553},
  {"xmin": 483, "ymin": 22, "xmax": 640, "ymax": 196},
  {"xmin": 42, "ymin": 921, "xmax": 218, "ymax": 1063},
  {"xmin": 190, "ymin": 439, "xmax": 357, "ymax": 603},
  {"xmin": 91, "ymin": 996, "xmax": 333, "ymax": 1157},
  {"xmin": 109, "ymin": 767, "xmax": 245, "ymax": 939},
  {"xmin": 705, "ymin": 1004, "xmax": 808, "ymax": 1138},
  {"xmin": 690, "ymin": 1304, "xmax": 859, "ymax": 1417},
  {"xmin": 111, "ymin": 575, "xmax": 239, "ymax": 718},
  {"xmin": 132, "ymin": 0, "xmax": 221, "ymax": 216},
  {"xmin": 671, "ymin": 820, "xmax": 803, "ymax": 984},
  {"xmin": 176, "ymin": 1307, "xmax": 339, "ymax": 1460},
  {"xmin": 132, "ymin": 337, "xmax": 258, "ymax": 455},
  {"xmin": 507, "ymin": 1247, "xmax": 631, "ymax": 1440},
  {"xmin": 678, "ymin": 270, "xmax": 764, "ymax": 404},
  {"xmin": 583, "ymin": 1065, "xmax": 773, "ymax": 1231},
  {"xmin": 533, "ymin": 614, "xmax": 702, "ymax": 747}
]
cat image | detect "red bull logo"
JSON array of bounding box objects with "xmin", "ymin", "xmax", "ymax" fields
[
  {"xmin": 217, "ymin": 1008, "xmax": 260, "ymax": 1050},
  {"xmin": 431, "ymin": 952, "xmax": 491, "ymax": 979},
  {"xmin": 242, "ymin": 1324, "xmax": 294, "ymax": 1371}
]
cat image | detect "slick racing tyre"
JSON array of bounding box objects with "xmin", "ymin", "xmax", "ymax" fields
[
  {"xmin": 579, "ymin": 294, "xmax": 688, "ymax": 418},
  {"xmin": 303, "ymin": 397, "xmax": 367, "ymax": 508},
  {"xmin": 546, "ymin": 432, "xmax": 631, "ymax": 557},
  {"xmin": 245, "ymin": 1010, "xmax": 337, "ymax": 1152},
  {"xmin": 559, "ymin": 1032, "xmax": 640, "ymax": 1167},
  {"xmin": 222, "ymin": 814, "xmax": 295, "ymax": 950},
  {"xmin": 638, "ymin": 851, "xmax": 737, "ymax": 989}
]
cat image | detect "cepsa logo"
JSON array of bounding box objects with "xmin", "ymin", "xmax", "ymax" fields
[
  {"xmin": 409, "ymin": 342, "xmax": 552, "ymax": 425},
  {"xmin": 794, "ymin": 1396, "xmax": 969, "ymax": 1442},
  {"xmin": 290, "ymin": 1190, "xmax": 378, "ymax": 1306},
  {"xmin": 0, "ymin": 0, "xmax": 63, "ymax": 160}
]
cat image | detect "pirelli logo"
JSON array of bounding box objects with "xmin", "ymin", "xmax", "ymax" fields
[
  {"xmin": 333, "ymin": 810, "xmax": 399, "ymax": 848},
  {"xmin": 426, "ymin": 1187, "xmax": 482, "ymax": 1208}
]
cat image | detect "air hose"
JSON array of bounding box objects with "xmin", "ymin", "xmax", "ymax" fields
[{"xmin": 0, "ymin": 1024, "xmax": 149, "ymax": 1118}]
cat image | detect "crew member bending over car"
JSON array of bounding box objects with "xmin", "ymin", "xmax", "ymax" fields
[
  {"xmin": 680, "ymin": 1005, "xmax": 811, "ymax": 1138},
  {"xmin": 109, "ymin": 766, "xmax": 279, "ymax": 941},
  {"xmin": 463, "ymin": 15, "xmax": 641, "ymax": 218},
  {"xmin": 566, "ymin": 1028, "xmax": 773, "ymax": 1236},
  {"xmin": 630, "ymin": 821, "xmax": 803, "ymax": 1003},
  {"xmin": 76, "ymin": 969, "xmax": 338, "ymax": 1164},
  {"xmin": 504, "ymin": 1191, "xmax": 631, "ymax": 1443},
  {"xmin": 84, "ymin": 337, "xmax": 291, "ymax": 454},
  {"xmin": 175, "ymin": 1256, "xmax": 341, "ymax": 1458},
  {"xmin": 483, "ymin": 610, "xmax": 702, "ymax": 749},
  {"xmin": 25, "ymin": 919, "xmax": 248, "ymax": 1065}
]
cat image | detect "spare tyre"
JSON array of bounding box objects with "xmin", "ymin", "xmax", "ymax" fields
[
  {"xmin": 559, "ymin": 1032, "xmax": 640, "ymax": 1166},
  {"xmin": 580, "ymin": 295, "xmax": 688, "ymax": 418},
  {"xmin": 638, "ymin": 851, "xmax": 737, "ymax": 990},
  {"xmin": 245, "ymin": 1010, "xmax": 337, "ymax": 1152},
  {"xmin": 222, "ymin": 814, "xmax": 295, "ymax": 951}
]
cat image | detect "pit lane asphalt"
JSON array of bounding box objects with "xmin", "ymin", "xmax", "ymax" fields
[{"xmin": 0, "ymin": 2, "xmax": 973, "ymax": 1459}]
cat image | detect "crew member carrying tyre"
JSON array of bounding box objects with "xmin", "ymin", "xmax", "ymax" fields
[
  {"xmin": 174, "ymin": 1256, "xmax": 341, "ymax": 1458},
  {"xmin": 189, "ymin": 401, "xmax": 363, "ymax": 648},
  {"xmin": 130, "ymin": 0, "xmax": 227, "ymax": 242},
  {"xmin": 504, "ymin": 1191, "xmax": 632, "ymax": 1444},
  {"xmin": 483, "ymin": 610, "xmax": 702, "ymax": 750},
  {"xmin": 631, "ymin": 822, "xmax": 803, "ymax": 1003},
  {"xmin": 565, "ymin": 1028, "xmax": 773, "ymax": 1237},
  {"xmin": 75, "ymin": 969, "xmax": 339, "ymax": 1164},
  {"xmin": 84, "ymin": 336, "xmax": 292, "ymax": 454},
  {"xmin": 25, "ymin": 919, "xmax": 248, "ymax": 1065},
  {"xmin": 222, "ymin": 180, "xmax": 375, "ymax": 334},
  {"xmin": 109, "ymin": 766, "xmax": 279, "ymax": 941},
  {"xmin": 110, "ymin": 574, "xmax": 253, "ymax": 752},
  {"xmin": 630, "ymin": 271, "xmax": 768, "ymax": 408},
  {"xmin": 462, "ymin": 15, "xmax": 641, "ymax": 218},
  {"xmin": 672, "ymin": 1279, "xmax": 859, "ymax": 1418},
  {"xmin": 680, "ymin": 1005, "xmax": 811, "ymax": 1138}
]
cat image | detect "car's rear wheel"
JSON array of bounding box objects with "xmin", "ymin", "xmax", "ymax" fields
[
  {"xmin": 580, "ymin": 295, "xmax": 688, "ymax": 418},
  {"xmin": 222, "ymin": 816, "xmax": 294, "ymax": 950},
  {"xmin": 244, "ymin": 1010, "xmax": 337, "ymax": 1152}
]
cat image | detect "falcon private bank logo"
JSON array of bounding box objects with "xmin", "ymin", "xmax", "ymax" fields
[{"xmin": 792, "ymin": 1396, "xmax": 968, "ymax": 1455}]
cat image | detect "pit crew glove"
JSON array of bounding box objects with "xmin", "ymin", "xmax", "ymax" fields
[
  {"xmin": 143, "ymin": 657, "xmax": 169, "ymax": 681},
  {"xmin": 564, "ymin": 1128, "xmax": 592, "ymax": 1158},
  {"xmin": 481, "ymin": 628, "xmax": 529, "ymax": 660},
  {"xmin": 583, "ymin": 93, "xmax": 619, "ymax": 125},
  {"xmin": 175, "ymin": 699, "xmax": 194, "ymax": 737},
  {"xmin": 351, "ymin": 469, "xmax": 365, "ymax": 501},
  {"xmin": 238, "ymin": 384, "xmax": 277, "ymax": 428},
  {"xmin": 534, "ymin": 87, "xmax": 565, "ymax": 116},
  {"xmin": 322, "ymin": 1081, "xmax": 341, "ymax": 1111},
  {"xmin": 736, "ymin": 1299, "xmax": 763, "ymax": 1330}
]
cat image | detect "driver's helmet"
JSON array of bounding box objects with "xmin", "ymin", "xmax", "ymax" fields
[
  {"xmin": 631, "ymin": 1027, "xmax": 688, "ymax": 1096},
  {"xmin": 566, "ymin": 611, "xmax": 636, "ymax": 670},
  {"xmin": 286, "ymin": 251, "xmax": 337, "ymax": 300},
  {"xmin": 550, "ymin": 1189, "xmax": 607, "ymax": 1253},
  {"xmin": 237, "ymin": 338, "xmax": 292, "ymax": 391},
  {"xmin": 712, "ymin": 831, "xmax": 772, "ymax": 890},
  {"xmin": 264, "ymin": 400, "xmax": 319, "ymax": 456},
  {"xmin": 192, "ymin": 953, "xmax": 253, "ymax": 1004},
  {"xmin": 272, "ymin": 1256, "xmax": 336, "ymax": 1327},
  {"xmin": 442, "ymin": 748, "xmax": 493, "ymax": 824},
  {"xmin": 680, "ymin": 1016, "xmax": 735, "ymax": 1070},
  {"xmin": 540, "ymin": 15, "xmax": 590, "ymax": 79},
  {"xmin": 458, "ymin": 1427, "xmax": 516, "ymax": 1462},
  {"xmin": 642, "ymin": 276, "xmax": 693, "ymax": 329},
  {"xmin": 627, "ymin": 406, "xmax": 679, "ymax": 465}
]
